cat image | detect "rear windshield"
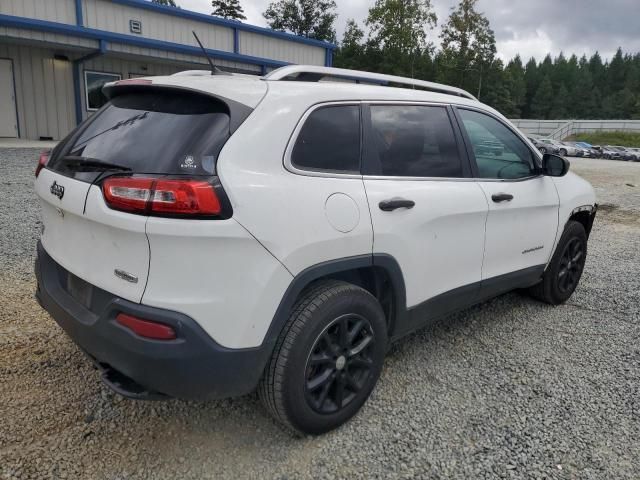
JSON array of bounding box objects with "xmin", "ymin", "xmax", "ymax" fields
[{"xmin": 49, "ymin": 91, "xmax": 231, "ymax": 177}]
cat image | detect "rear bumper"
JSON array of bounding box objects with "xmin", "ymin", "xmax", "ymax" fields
[{"xmin": 35, "ymin": 242, "xmax": 271, "ymax": 400}]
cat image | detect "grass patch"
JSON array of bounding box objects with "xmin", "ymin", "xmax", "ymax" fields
[{"xmin": 567, "ymin": 131, "xmax": 640, "ymax": 147}]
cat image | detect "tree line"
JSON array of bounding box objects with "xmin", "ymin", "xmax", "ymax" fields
[{"xmin": 152, "ymin": 0, "xmax": 640, "ymax": 120}]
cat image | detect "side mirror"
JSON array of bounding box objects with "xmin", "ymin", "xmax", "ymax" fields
[{"xmin": 542, "ymin": 153, "xmax": 570, "ymax": 177}]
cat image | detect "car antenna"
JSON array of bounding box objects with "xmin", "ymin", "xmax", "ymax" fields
[{"xmin": 192, "ymin": 31, "xmax": 231, "ymax": 76}]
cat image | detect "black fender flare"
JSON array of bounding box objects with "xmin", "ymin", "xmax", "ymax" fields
[{"xmin": 261, "ymin": 254, "xmax": 407, "ymax": 351}]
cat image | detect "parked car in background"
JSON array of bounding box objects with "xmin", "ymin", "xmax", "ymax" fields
[
  {"xmin": 477, "ymin": 140, "xmax": 505, "ymax": 156},
  {"xmin": 564, "ymin": 142, "xmax": 591, "ymax": 158},
  {"xmin": 594, "ymin": 146, "xmax": 621, "ymax": 160},
  {"xmin": 574, "ymin": 142, "xmax": 601, "ymax": 158},
  {"xmin": 628, "ymin": 148, "xmax": 640, "ymax": 160},
  {"xmin": 541, "ymin": 140, "xmax": 580, "ymax": 157},
  {"xmin": 608, "ymin": 146, "xmax": 639, "ymax": 161},
  {"xmin": 528, "ymin": 137, "xmax": 560, "ymax": 155}
]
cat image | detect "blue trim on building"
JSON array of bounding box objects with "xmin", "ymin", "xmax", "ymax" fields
[
  {"xmin": 0, "ymin": 14, "xmax": 290, "ymax": 69},
  {"xmin": 325, "ymin": 48, "xmax": 333, "ymax": 67},
  {"xmin": 72, "ymin": 62, "xmax": 82, "ymax": 125},
  {"xmin": 233, "ymin": 28, "xmax": 239, "ymax": 54},
  {"xmin": 72, "ymin": 40, "xmax": 108, "ymax": 125},
  {"xmin": 75, "ymin": 0, "xmax": 84, "ymax": 26},
  {"xmin": 110, "ymin": 0, "xmax": 336, "ymax": 50}
]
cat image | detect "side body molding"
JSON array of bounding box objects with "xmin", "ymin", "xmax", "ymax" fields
[{"xmin": 264, "ymin": 255, "xmax": 546, "ymax": 351}]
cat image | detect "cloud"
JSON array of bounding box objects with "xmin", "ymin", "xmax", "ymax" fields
[{"xmin": 175, "ymin": 0, "xmax": 640, "ymax": 61}]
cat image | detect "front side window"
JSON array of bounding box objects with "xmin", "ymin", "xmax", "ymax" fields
[
  {"xmin": 291, "ymin": 105, "xmax": 360, "ymax": 173},
  {"xmin": 367, "ymin": 105, "xmax": 464, "ymax": 178},
  {"xmin": 458, "ymin": 109, "xmax": 537, "ymax": 180},
  {"xmin": 85, "ymin": 71, "xmax": 121, "ymax": 111}
]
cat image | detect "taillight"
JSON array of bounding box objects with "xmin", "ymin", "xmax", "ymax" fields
[
  {"xmin": 116, "ymin": 313, "xmax": 176, "ymax": 340},
  {"xmin": 102, "ymin": 176, "xmax": 226, "ymax": 218},
  {"xmin": 35, "ymin": 150, "xmax": 50, "ymax": 177}
]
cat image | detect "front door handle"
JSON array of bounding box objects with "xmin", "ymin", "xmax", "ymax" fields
[
  {"xmin": 379, "ymin": 198, "xmax": 415, "ymax": 211},
  {"xmin": 491, "ymin": 193, "xmax": 514, "ymax": 203}
]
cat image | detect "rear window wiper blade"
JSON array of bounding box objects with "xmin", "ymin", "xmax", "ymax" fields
[{"xmin": 59, "ymin": 156, "xmax": 132, "ymax": 172}]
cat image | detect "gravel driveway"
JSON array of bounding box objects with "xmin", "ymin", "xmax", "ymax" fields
[{"xmin": 1, "ymin": 150, "xmax": 639, "ymax": 479}]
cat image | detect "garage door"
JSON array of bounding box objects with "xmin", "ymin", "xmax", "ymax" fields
[{"xmin": 0, "ymin": 59, "xmax": 18, "ymax": 138}]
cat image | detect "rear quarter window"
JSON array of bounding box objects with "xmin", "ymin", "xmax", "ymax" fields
[{"xmin": 291, "ymin": 105, "xmax": 361, "ymax": 173}]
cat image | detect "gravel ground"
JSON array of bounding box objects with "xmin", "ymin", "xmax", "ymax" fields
[{"xmin": 1, "ymin": 150, "xmax": 639, "ymax": 479}]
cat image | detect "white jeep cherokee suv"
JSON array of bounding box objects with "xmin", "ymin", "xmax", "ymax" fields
[{"xmin": 34, "ymin": 65, "xmax": 597, "ymax": 435}]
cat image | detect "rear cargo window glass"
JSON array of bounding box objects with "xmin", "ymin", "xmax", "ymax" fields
[
  {"xmin": 49, "ymin": 91, "xmax": 231, "ymax": 176},
  {"xmin": 292, "ymin": 105, "xmax": 360, "ymax": 173}
]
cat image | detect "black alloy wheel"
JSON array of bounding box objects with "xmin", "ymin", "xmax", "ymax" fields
[
  {"xmin": 527, "ymin": 220, "xmax": 588, "ymax": 305},
  {"xmin": 557, "ymin": 237, "xmax": 585, "ymax": 294},
  {"xmin": 304, "ymin": 313, "xmax": 375, "ymax": 414},
  {"xmin": 259, "ymin": 280, "xmax": 387, "ymax": 435}
]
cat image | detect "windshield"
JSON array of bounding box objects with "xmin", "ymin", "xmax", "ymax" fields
[{"xmin": 48, "ymin": 91, "xmax": 232, "ymax": 179}]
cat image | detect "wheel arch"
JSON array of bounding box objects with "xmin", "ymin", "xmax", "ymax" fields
[
  {"xmin": 567, "ymin": 204, "xmax": 597, "ymax": 239},
  {"xmin": 263, "ymin": 254, "xmax": 407, "ymax": 350}
]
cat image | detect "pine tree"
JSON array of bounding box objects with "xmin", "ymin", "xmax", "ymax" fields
[
  {"xmin": 530, "ymin": 75, "xmax": 554, "ymax": 119},
  {"xmin": 152, "ymin": 0, "xmax": 177, "ymax": 6},
  {"xmin": 212, "ymin": 0, "xmax": 246, "ymax": 20},
  {"xmin": 549, "ymin": 83, "xmax": 570, "ymax": 119},
  {"xmin": 588, "ymin": 52, "xmax": 606, "ymax": 91},
  {"xmin": 505, "ymin": 55, "xmax": 526, "ymax": 115},
  {"xmin": 608, "ymin": 47, "xmax": 626, "ymax": 92},
  {"xmin": 523, "ymin": 57, "xmax": 539, "ymax": 117},
  {"xmin": 571, "ymin": 70, "xmax": 596, "ymax": 118}
]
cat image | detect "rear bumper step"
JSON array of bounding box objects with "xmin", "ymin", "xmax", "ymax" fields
[{"xmin": 35, "ymin": 241, "xmax": 272, "ymax": 400}]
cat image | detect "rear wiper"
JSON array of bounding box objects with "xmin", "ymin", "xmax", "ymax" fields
[{"xmin": 59, "ymin": 156, "xmax": 132, "ymax": 172}]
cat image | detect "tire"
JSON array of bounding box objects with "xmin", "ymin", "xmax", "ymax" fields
[
  {"xmin": 528, "ymin": 221, "xmax": 587, "ymax": 305},
  {"xmin": 559, "ymin": 148, "xmax": 567, "ymax": 156},
  {"xmin": 259, "ymin": 280, "xmax": 387, "ymax": 435}
]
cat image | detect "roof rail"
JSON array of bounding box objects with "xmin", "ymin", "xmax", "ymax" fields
[{"xmin": 264, "ymin": 65, "xmax": 477, "ymax": 100}]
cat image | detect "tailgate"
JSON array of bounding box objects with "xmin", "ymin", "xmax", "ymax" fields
[{"xmin": 35, "ymin": 168, "xmax": 149, "ymax": 303}]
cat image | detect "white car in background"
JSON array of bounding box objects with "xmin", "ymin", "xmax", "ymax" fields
[{"xmin": 34, "ymin": 65, "xmax": 598, "ymax": 435}]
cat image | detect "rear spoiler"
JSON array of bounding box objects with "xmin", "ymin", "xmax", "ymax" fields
[{"xmin": 102, "ymin": 81, "xmax": 253, "ymax": 134}]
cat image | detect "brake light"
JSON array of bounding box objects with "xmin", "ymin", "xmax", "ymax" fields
[
  {"xmin": 116, "ymin": 313, "xmax": 176, "ymax": 340},
  {"xmin": 102, "ymin": 176, "xmax": 223, "ymax": 217},
  {"xmin": 36, "ymin": 150, "xmax": 50, "ymax": 177}
]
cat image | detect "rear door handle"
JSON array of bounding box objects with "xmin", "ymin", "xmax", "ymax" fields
[
  {"xmin": 491, "ymin": 193, "xmax": 514, "ymax": 203},
  {"xmin": 379, "ymin": 198, "xmax": 415, "ymax": 211}
]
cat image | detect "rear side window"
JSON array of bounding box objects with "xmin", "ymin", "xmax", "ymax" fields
[
  {"xmin": 49, "ymin": 91, "xmax": 231, "ymax": 176},
  {"xmin": 367, "ymin": 105, "xmax": 463, "ymax": 178},
  {"xmin": 291, "ymin": 105, "xmax": 360, "ymax": 173}
]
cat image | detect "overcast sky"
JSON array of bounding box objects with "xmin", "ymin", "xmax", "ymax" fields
[{"xmin": 177, "ymin": 0, "xmax": 639, "ymax": 62}]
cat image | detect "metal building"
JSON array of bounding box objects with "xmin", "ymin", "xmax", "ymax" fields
[{"xmin": 0, "ymin": 0, "xmax": 335, "ymax": 140}]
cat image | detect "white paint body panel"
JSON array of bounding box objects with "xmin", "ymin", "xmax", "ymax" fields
[
  {"xmin": 142, "ymin": 218, "xmax": 292, "ymax": 349},
  {"xmin": 35, "ymin": 170, "xmax": 149, "ymax": 303},
  {"xmin": 217, "ymin": 86, "xmax": 374, "ymax": 276},
  {"xmin": 551, "ymin": 171, "xmax": 597, "ymax": 253},
  {"xmin": 364, "ymin": 180, "xmax": 488, "ymax": 307},
  {"xmin": 477, "ymin": 177, "xmax": 560, "ymax": 280}
]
